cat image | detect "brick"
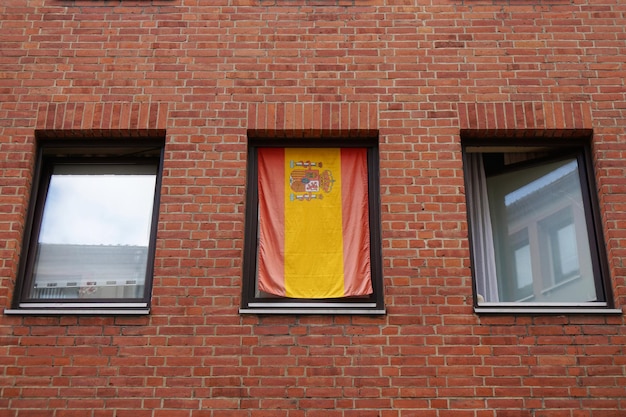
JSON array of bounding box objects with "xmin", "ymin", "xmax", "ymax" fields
[{"xmin": 1, "ymin": 1, "xmax": 626, "ymax": 417}]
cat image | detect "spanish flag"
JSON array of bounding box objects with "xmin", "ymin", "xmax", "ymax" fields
[{"xmin": 257, "ymin": 147, "xmax": 373, "ymax": 299}]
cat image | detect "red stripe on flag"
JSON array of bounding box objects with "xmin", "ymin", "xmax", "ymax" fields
[
  {"xmin": 341, "ymin": 148, "xmax": 373, "ymax": 296},
  {"xmin": 257, "ymin": 148, "xmax": 286, "ymax": 296}
]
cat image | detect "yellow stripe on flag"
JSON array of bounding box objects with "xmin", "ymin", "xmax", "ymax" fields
[{"xmin": 283, "ymin": 148, "xmax": 345, "ymax": 298}]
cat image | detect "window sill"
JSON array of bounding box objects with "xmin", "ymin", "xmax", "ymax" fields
[
  {"xmin": 4, "ymin": 308, "xmax": 150, "ymax": 316},
  {"xmin": 475, "ymin": 302, "xmax": 622, "ymax": 315},
  {"xmin": 240, "ymin": 305, "xmax": 386, "ymax": 315},
  {"xmin": 4, "ymin": 303, "xmax": 150, "ymax": 315}
]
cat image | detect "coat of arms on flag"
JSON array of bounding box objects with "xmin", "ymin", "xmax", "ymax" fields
[{"xmin": 289, "ymin": 160, "xmax": 335, "ymax": 202}]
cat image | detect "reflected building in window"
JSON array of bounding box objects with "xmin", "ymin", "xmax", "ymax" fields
[
  {"xmin": 464, "ymin": 146, "xmax": 608, "ymax": 308},
  {"xmin": 31, "ymin": 243, "xmax": 148, "ymax": 300},
  {"xmin": 491, "ymin": 159, "xmax": 596, "ymax": 303}
]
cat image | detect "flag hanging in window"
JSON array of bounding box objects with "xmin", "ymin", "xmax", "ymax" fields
[{"xmin": 257, "ymin": 147, "xmax": 373, "ymax": 299}]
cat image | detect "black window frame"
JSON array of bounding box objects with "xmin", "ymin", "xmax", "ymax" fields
[
  {"xmin": 240, "ymin": 136, "xmax": 385, "ymax": 315},
  {"xmin": 8, "ymin": 136, "xmax": 165, "ymax": 315},
  {"xmin": 462, "ymin": 136, "xmax": 618, "ymax": 314}
]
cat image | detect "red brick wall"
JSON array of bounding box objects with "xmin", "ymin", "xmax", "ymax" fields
[{"xmin": 1, "ymin": 0, "xmax": 626, "ymax": 415}]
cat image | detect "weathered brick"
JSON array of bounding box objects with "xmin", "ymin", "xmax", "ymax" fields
[{"xmin": 1, "ymin": 0, "xmax": 626, "ymax": 416}]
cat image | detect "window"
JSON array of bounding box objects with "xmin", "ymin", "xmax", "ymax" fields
[
  {"xmin": 240, "ymin": 137, "xmax": 384, "ymax": 314},
  {"xmin": 463, "ymin": 138, "xmax": 615, "ymax": 313},
  {"xmin": 9, "ymin": 137, "xmax": 164, "ymax": 314}
]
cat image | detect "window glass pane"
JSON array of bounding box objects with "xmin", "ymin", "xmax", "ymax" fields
[
  {"xmin": 486, "ymin": 157, "xmax": 597, "ymax": 303},
  {"xmin": 514, "ymin": 244, "xmax": 532, "ymax": 289},
  {"xmin": 29, "ymin": 164, "xmax": 157, "ymax": 300},
  {"xmin": 555, "ymin": 223, "xmax": 579, "ymax": 277}
]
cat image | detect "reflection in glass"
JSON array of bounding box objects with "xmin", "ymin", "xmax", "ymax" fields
[
  {"xmin": 487, "ymin": 157, "xmax": 597, "ymax": 303},
  {"xmin": 513, "ymin": 244, "xmax": 532, "ymax": 290},
  {"xmin": 554, "ymin": 223, "xmax": 579, "ymax": 279},
  {"xmin": 29, "ymin": 164, "xmax": 157, "ymax": 300}
]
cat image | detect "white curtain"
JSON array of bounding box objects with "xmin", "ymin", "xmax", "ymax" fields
[{"xmin": 466, "ymin": 154, "xmax": 499, "ymax": 303}]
